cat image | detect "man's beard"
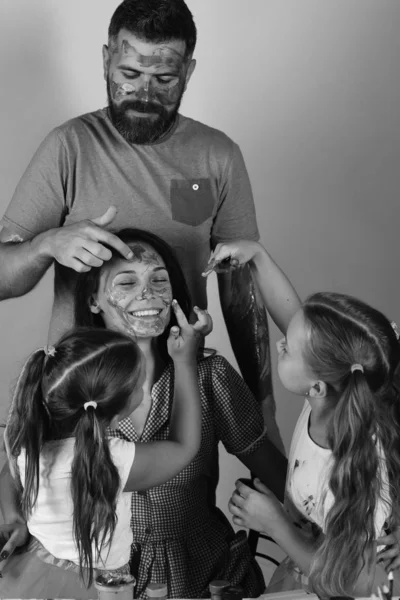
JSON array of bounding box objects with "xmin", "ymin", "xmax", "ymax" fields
[{"xmin": 107, "ymin": 80, "xmax": 182, "ymax": 145}]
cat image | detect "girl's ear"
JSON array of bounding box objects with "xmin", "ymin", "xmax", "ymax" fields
[
  {"xmin": 89, "ymin": 296, "xmax": 101, "ymax": 314},
  {"xmin": 309, "ymin": 380, "xmax": 328, "ymax": 399}
]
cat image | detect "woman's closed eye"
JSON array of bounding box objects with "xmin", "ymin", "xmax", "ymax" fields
[{"xmin": 117, "ymin": 279, "xmax": 137, "ymax": 287}]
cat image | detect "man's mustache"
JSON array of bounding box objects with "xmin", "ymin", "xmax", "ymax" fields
[{"xmin": 120, "ymin": 99, "xmax": 165, "ymax": 116}]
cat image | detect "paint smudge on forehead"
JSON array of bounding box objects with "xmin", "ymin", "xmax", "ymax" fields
[
  {"xmin": 121, "ymin": 39, "xmax": 185, "ymax": 70},
  {"xmin": 128, "ymin": 243, "xmax": 164, "ymax": 265}
]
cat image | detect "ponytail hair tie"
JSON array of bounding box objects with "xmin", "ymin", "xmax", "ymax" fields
[
  {"xmin": 351, "ymin": 364, "xmax": 364, "ymax": 374},
  {"xmin": 43, "ymin": 345, "xmax": 56, "ymax": 357},
  {"xmin": 83, "ymin": 401, "xmax": 97, "ymax": 411}
]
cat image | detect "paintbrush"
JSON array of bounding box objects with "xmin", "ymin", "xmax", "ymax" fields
[{"xmin": 388, "ymin": 570, "xmax": 394, "ymax": 600}]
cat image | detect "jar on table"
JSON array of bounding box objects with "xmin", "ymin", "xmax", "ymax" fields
[
  {"xmin": 221, "ymin": 585, "xmax": 245, "ymax": 600},
  {"xmin": 146, "ymin": 582, "xmax": 168, "ymax": 600},
  {"xmin": 209, "ymin": 580, "xmax": 230, "ymax": 600}
]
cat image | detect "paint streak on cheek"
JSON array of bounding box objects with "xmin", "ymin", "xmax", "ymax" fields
[
  {"xmin": 153, "ymin": 79, "xmax": 184, "ymax": 106},
  {"xmin": 110, "ymin": 75, "xmax": 184, "ymax": 106},
  {"xmin": 105, "ymin": 285, "xmax": 134, "ymax": 332}
]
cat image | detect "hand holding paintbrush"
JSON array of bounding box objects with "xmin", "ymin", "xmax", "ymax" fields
[{"xmin": 0, "ymin": 520, "xmax": 30, "ymax": 578}]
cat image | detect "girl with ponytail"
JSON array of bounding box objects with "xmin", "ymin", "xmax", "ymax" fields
[
  {"xmin": 0, "ymin": 297, "xmax": 207, "ymax": 599},
  {"xmin": 206, "ymin": 240, "xmax": 400, "ymax": 598}
]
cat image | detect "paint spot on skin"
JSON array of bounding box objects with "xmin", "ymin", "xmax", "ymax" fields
[
  {"xmin": 3, "ymin": 233, "xmax": 24, "ymax": 243},
  {"xmin": 121, "ymin": 40, "xmax": 184, "ymax": 69}
]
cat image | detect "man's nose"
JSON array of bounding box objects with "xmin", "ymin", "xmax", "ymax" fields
[{"xmin": 136, "ymin": 77, "xmax": 151, "ymax": 102}]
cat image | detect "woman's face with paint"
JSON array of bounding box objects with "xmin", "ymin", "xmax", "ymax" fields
[{"xmin": 90, "ymin": 242, "xmax": 173, "ymax": 339}]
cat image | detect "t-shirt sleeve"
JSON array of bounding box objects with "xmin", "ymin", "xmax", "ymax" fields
[
  {"xmin": 108, "ymin": 438, "xmax": 136, "ymax": 490},
  {"xmin": 0, "ymin": 129, "xmax": 69, "ymax": 240},
  {"xmin": 211, "ymin": 142, "xmax": 259, "ymax": 248},
  {"xmin": 209, "ymin": 355, "xmax": 266, "ymax": 456}
]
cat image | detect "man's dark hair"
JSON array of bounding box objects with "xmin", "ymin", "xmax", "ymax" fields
[{"xmin": 108, "ymin": 0, "xmax": 197, "ymax": 58}]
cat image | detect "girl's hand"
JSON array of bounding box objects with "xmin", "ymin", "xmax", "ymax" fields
[
  {"xmin": 228, "ymin": 477, "xmax": 287, "ymax": 537},
  {"xmin": 0, "ymin": 521, "xmax": 30, "ymax": 562},
  {"xmin": 202, "ymin": 240, "xmax": 263, "ymax": 277},
  {"xmin": 377, "ymin": 527, "xmax": 400, "ymax": 571},
  {"xmin": 167, "ymin": 300, "xmax": 212, "ymax": 362}
]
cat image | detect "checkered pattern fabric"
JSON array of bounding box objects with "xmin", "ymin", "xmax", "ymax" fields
[{"xmin": 109, "ymin": 355, "xmax": 266, "ymax": 599}]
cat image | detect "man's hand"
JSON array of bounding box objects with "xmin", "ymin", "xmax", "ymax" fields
[{"xmin": 43, "ymin": 206, "xmax": 133, "ymax": 272}]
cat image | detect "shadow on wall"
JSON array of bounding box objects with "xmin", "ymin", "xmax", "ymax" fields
[{"xmin": 0, "ymin": 2, "xmax": 72, "ymax": 446}]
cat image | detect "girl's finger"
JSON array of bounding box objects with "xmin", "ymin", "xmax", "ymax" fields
[
  {"xmin": 253, "ymin": 477, "xmax": 272, "ymax": 496},
  {"xmin": 169, "ymin": 326, "xmax": 180, "ymax": 339},
  {"xmin": 232, "ymin": 516, "xmax": 246, "ymax": 527},
  {"xmin": 228, "ymin": 499, "xmax": 243, "ymax": 516},
  {"xmin": 171, "ymin": 299, "xmax": 189, "ymax": 328}
]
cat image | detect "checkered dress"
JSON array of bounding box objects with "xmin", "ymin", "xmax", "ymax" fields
[{"xmin": 109, "ymin": 354, "xmax": 266, "ymax": 599}]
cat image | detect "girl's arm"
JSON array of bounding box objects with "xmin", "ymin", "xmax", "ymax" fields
[
  {"xmin": 203, "ymin": 240, "xmax": 301, "ymax": 334},
  {"xmin": 0, "ymin": 462, "xmax": 23, "ymax": 523},
  {"xmin": 0, "ymin": 463, "xmax": 30, "ymax": 560},
  {"xmin": 229, "ymin": 478, "xmax": 377, "ymax": 597},
  {"xmin": 123, "ymin": 301, "xmax": 208, "ymax": 492}
]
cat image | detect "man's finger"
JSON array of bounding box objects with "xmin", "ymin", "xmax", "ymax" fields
[
  {"xmin": 91, "ymin": 229, "xmax": 133, "ymax": 260},
  {"xmin": 91, "ymin": 206, "xmax": 117, "ymax": 228}
]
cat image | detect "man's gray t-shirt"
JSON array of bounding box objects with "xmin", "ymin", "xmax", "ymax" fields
[{"xmin": 1, "ymin": 109, "xmax": 259, "ymax": 342}]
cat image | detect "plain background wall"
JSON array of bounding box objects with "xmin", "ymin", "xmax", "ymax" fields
[{"xmin": 1, "ymin": 0, "xmax": 400, "ymax": 554}]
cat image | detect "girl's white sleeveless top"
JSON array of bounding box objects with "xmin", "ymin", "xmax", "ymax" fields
[{"xmin": 17, "ymin": 437, "xmax": 135, "ymax": 569}]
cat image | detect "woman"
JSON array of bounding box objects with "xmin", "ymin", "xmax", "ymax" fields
[{"xmin": 73, "ymin": 228, "xmax": 288, "ymax": 598}]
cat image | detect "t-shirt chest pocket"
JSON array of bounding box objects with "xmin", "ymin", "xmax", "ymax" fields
[{"xmin": 170, "ymin": 178, "xmax": 214, "ymax": 227}]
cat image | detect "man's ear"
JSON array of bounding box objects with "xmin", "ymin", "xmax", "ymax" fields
[
  {"xmin": 183, "ymin": 58, "xmax": 196, "ymax": 92},
  {"xmin": 102, "ymin": 45, "xmax": 111, "ymax": 81},
  {"xmin": 89, "ymin": 296, "xmax": 101, "ymax": 314},
  {"xmin": 309, "ymin": 381, "xmax": 328, "ymax": 399}
]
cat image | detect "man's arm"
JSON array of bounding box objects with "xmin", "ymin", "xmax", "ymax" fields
[
  {"xmin": 238, "ymin": 435, "xmax": 288, "ymax": 502},
  {"xmin": 0, "ymin": 208, "xmax": 133, "ymax": 301},
  {"xmin": 218, "ymin": 267, "xmax": 286, "ymax": 454},
  {"xmin": 0, "ymin": 227, "xmax": 54, "ymax": 300}
]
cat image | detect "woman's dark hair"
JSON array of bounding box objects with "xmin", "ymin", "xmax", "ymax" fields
[
  {"xmin": 108, "ymin": 0, "xmax": 197, "ymax": 58},
  {"xmin": 74, "ymin": 228, "xmax": 192, "ymax": 362},
  {"xmin": 301, "ymin": 292, "xmax": 400, "ymax": 598},
  {"xmin": 5, "ymin": 327, "xmax": 143, "ymax": 587}
]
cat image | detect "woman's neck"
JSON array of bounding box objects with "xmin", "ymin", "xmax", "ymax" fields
[{"xmin": 136, "ymin": 337, "xmax": 166, "ymax": 390}]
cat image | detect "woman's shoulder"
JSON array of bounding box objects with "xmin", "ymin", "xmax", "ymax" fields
[{"xmin": 197, "ymin": 351, "xmax": 233, "ymax": 374}]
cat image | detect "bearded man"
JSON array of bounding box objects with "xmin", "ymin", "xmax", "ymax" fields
[{"xmin": 0, "ymin": 0, "xmax": 284, "ymax": 451}]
